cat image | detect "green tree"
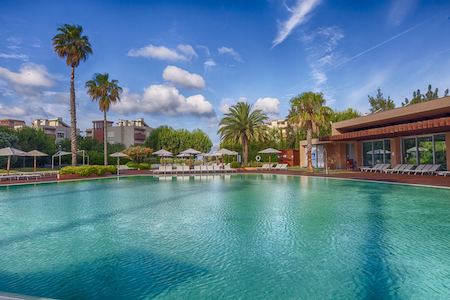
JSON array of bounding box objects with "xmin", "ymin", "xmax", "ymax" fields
[
  {"xmin": 86, "ymin": 73, "xmax": 122, "ymax": 165},
  {"xmin": 0, "ymin": 127, "xmax": 18, "ymax": 168},
  {"xmin": 402, "ymin": 84, "xmax": 449, "ymax": 106},
  {"xmin": 319, "ymin": 108, "xmax": 361, "ymax": 137},
  {"xmin": 368, "ymin": 88, "xmax": 395, "ymax": 113},
  {"xmin": 144, "ymin": 126, "xmax": 212, "ymax": 154},
  {"xmin": 288, "ymin": 92, "xmax": 332, "ymax": 172},
  {"xmin": 218, "ymin": 102, "xmax": 268, "ymax": 166},
  {"xmin": 53, "ymin": 24, "xmax": 92, "ymax": 166}
]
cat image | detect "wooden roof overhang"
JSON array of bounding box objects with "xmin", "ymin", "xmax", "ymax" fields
[{"xmin": 325, "ymin": 116, "xmax": 450, "ymax": 141}]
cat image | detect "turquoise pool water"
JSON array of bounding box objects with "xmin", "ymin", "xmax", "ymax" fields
[{"xmin": 0, "ymin": 175, "xmax": 449, "ymax": 299}]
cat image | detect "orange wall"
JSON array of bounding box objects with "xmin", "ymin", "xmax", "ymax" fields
[{"xmin": 446, "ymin": 133, "xmax": 450, "ymax": 170}]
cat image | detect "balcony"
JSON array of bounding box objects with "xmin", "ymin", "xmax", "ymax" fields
[{"xmin": 134, "ymin": 133, "xmax": 146, "ymax": 141}]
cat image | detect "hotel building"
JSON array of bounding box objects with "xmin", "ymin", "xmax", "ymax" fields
[
  {"xmin": 300, "ymin": 96, "xmax": 450, "ymax": 170},
  {"xmin": 0, "ymin": 119, "xmax": 26, "ymax": 129},
  {"xmin": 32, "ymin": 118, "xmax": 73, "ymax": 143},
  {"xmin": 85, "ymin": 118, "xmax": 152, "ymax": 147}
]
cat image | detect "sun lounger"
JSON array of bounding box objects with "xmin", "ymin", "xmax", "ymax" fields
[
  {"xmin": 384, "ymin": 164, "xmax": 403, "ymax": 173},
  {"xmin": 416, "ymin": 164, "xmax": 440, "ymax": 175},
  {"xmin": 374, "ymin": 164, "xmax": 390, "ymax": 173},
  {"xmin": 193, "ymin": 165, "xmax": 202, "ymax": 173},
  {"xmin": 437, "ymin": 170, "xmax": 450, "ymax": 176},
  {"xmin": 398, "ymin": 164, "xmax": 414, "ymax": 174},
  {"xmin": 274, "ymin": 164, "xmax": 288, "ymax": 171},
  {"xmin": 360, "ymin": 164, "xmax": 381, "ymax": 172},
  {"xmin": 223, "ymin": 163, "xmax": 236, "ymax": 172},
  {"xmin": 206, "ymin": 165, "xmax": 214, "ymax": 173},
  {"xmin": 257, "ymin": 163, "xmax": 271, "ymax": 170},
  {"xmin": 411, "ymin": 164, "xmax": 427, "ymax": 175}
]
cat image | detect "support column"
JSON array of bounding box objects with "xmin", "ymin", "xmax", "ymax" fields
[
  {"xmin": 354, "ymin": 141, "xmax": 362, "ymax": 168},
  {"xmin": 390, "ymin": 137, "xmax": 401, "ymax": 166},
  {"xmin": 446, "ymin": 132, "xmax": 450, "ymax": 170}
]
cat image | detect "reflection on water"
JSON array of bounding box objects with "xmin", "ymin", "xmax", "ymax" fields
[{"xmin": 0, "ymin": 175, "xmax": 449, "ymax": 299}]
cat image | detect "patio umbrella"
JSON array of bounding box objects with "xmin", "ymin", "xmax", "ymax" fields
[
  {"xmin": 153, "ymin": 149, "xmax": 173, "ymax": 157},
  {"xmin": 407, "ymin": 147, "xmax": 428, "ymax": 153},
  {"xmin": 215, "ymin": 148, "xmax": 238, "ymax": 156},
  {"xmin": 27, "ymin": 150, "xmax": 48, "ymax": 172},
  {"xmin": 0, "ymin": 147, "xmax": 29, "ymax": 174},
  {"xmin": 180, "ymin": 148, "xmax": 201, "ymax": 165},
  {"xmin": 110, "ymin": 152, "xmax": 129, "ymax": 175},
  {"xmin": 258, "ymin": 148, "xmax": 282, "ymax": 164},
  {"xmin": 366, "ymin": 149, "xmax": 391, "ymax": 155}
]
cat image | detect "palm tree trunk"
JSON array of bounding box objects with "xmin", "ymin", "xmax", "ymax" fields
[
  {"xmin": 242, "ymin": 135, "xmax": 249, "ymax": 166},
  {"xmin": 103, "ymin": 110, "xmax": 108, "ymax": 166},
  {"xmin": 306, "ymin": 123, "xmax": 313, "ymax": 172},
  {"xmin": 70, "ymin": 66, "xmax": 77, "ymax": 166}
]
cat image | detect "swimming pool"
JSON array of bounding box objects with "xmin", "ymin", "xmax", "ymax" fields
[{"xmin": 0, "ymin": 175, "xmax": 449, "ymax": 299}]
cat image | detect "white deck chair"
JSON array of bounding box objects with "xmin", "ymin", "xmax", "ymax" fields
[
  {"xmin": 206, "ymin": 165, "xmax": 214, "ymax": 173},
  {"xmin": 384, "ymin": 164, "xmax": 402, "ymax": 174},
  {"xmin": 411, "ymin": 164, "xmax": 427, "ymax": 175},
  {"xmin": 416, "ymin": 164, "xmax": 439, "ymax": 175},
  {"xmin": 398, "ymin": 164, "xmax": 414, "ymax": 174}
]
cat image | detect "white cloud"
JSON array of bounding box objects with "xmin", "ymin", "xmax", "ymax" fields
[
  {"xmin": 302, "ymin": 26, "xmax": 344, "ymax": 88},
  {"xmin": 113, "ymin": 85, "xmax": 215, "ymax": 117},
  {"xmin": 162, "ymin": 65, "xmax": 205, "ymax": 89},
  {"xmin": 0, "ymin": 53, "xmax": 29, "ymax": 61},
  {"xmin": 254, "ymin": 97, "xmax": 280, "ymax": 115},
  {"xmin": 218, "ymin": 47, "xmax": 242, "ymax": 62},
  {"xmin": 176, "ymin": 44, "xmax": 198, "ymax": 60},
  {"xmin": 127, "ymin": 44, "xmax": 197, "ymax": 62},
  {"xmin": 219, "ymin": 98, "xmax": 236, "ymax": 114},
  {"xmin": 0, "ymin": 63, "xmax": 54, "ymax": 93},
  {"xmin": 0, "ymin": 103, "xmax": 27, "ymax": 117},
  {"xmin": 388, "ymin": 0, "xmax": 418, "ymax": 26},
  {"xmin": 204, "ymin": 59, "xmax": 216, "ymax": 67},
  {"xmin": 273, "ymin": 0, "xmax": 321, "ymax": 47}
]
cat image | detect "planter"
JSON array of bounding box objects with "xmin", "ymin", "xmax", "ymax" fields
[{"xmin": 58, "ymin": 172, "xmax": 112, "ymax": 181}]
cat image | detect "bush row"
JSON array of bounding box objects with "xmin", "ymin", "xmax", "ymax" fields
[
  {"xmin": 60, "ymin": 165, "xmax": 117, "ymax": 176},
  {"xmin": 126, "ymin": 162, "xmax": 151, "ymax": 170}
]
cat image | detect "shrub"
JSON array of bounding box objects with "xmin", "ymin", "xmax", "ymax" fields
[
  {"xmin": 126, "ymin": 161, "xmax": 151, "ymax": 170},
  {"xmin": 230, "ymin": 161, "xmax": 241, "ymax": 168},
  {"xmin": 60, "ymin": 165, "xmax": 117, "ymax": 177},
  {"xmin": 248, "ymin": 161, "xmax": 263, "ymax": 167}
]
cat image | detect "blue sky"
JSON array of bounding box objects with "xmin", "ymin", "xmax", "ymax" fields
[{"xmin": 1, "ymin": 0, "xmax": 450, "ymax": 143}]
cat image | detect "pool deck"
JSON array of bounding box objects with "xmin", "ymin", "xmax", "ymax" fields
[
  {"xmin": 1, "ymin": 169, "xmax": 450, "ymax": 188},
  {"xmin": 238, "ymin": 169, "xmax": 450, "ymax": 188}
]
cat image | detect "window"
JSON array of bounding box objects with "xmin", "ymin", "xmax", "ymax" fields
[
  {"xmin": 384, "ymin": 140, "xmax": 391, "ymax": 164},
  {"xmin": 362, "ymin": 139, "xmax": 391, "ymax": 166},
  {"xmin": 418, "ymin": 136, "xmax": 433, "ymax": 164},
  {"xmin": 56, "ymin": 132, "xmax": 65, "ymax": 138},
  {"xmin": 373, "ymin": 140, "xmax": 384, "ymax": 165},
  {"xmin": 402, "ymin": 138, "xmax": 416, "ymax": 165},
  {"xmin": 363, "ymin": 142, "xmax": 373, "ymax": 166},
  {"xmin": 401, "ymin": 134, "xmax": 447, "ymax": 169},
  {"xmin": 435, "ymin": 134, "xmax": 447, "ymax": 170}
]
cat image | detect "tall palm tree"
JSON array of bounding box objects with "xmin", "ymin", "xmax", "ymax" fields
[
  {"xmin": 86, "ymin": 73, "xmax": 122, "ymax": 165},
  {"xmin": 218, "ymin": 102, "xmax": 268, "ymax": 166},
  {"xmin": 53, "ymin": 24, "xmax": 92, "ymax": 166},
  {"xmin": 288, "ymin": 92, "xmax": 332, "ymax": 172}
]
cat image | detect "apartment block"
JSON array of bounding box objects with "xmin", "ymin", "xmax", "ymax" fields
[
  {"xmin": 0, "ymin": 119, "xmax": 26, "ymax": 129},
  {"xmin": 32, "ymin": 118, "xmax": 72, "ymax": 143},
  {"xmin": 86, "ymin": 118, "xmax": 152, "ymax": 147}
]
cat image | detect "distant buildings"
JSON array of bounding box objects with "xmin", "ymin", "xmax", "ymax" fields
[
  {"xmin": 32, "ymin": 118, "xmax": 73, "ymax": 143},
  {"xmin": 267, "ymin": 119, "xmax": 291, "ymax": 138},
  {"xmin": 0, "ymin": 119, "xmax": 26, "ymax": 130},
  {"xmin": 85, "ymin": 118, "xmax": 152, "ymax": 147}
]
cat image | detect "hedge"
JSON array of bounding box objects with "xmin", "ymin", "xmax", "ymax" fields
[
  {"xmin": 60, "ymin": 165, "xmax": 117, "ymax": 177},
  {"xmin": 126, "ymin": 162, "xmax": 151, "ymax": 170}
]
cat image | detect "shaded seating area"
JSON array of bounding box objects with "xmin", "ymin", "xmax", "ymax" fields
[{"xmin": 361, "ymin": 163, "xmax": 444, "ymax": 175}]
